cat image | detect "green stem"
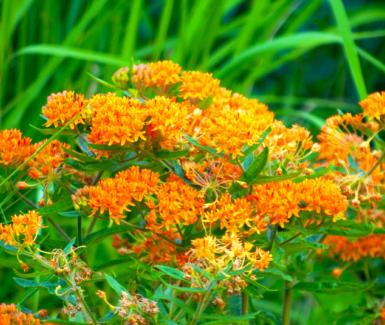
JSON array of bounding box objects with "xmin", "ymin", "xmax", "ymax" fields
[
  {"xmin": 282, "ymin": 281, "xmax": 293, "ymax": 325},
  {"xmin": 242, "ymin": 291, "xmax": 249, "ymax": 316}
]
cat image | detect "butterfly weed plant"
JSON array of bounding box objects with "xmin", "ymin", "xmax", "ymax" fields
[{"xmin": 1, "ymin": 61, "xmax": 385, "ymax": 324}]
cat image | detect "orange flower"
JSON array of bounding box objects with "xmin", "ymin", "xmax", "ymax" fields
[
  {"xmin": 198, "ymin": 94, "xmax": 274, "ymax": 158},
  {"xmin": 28, "ymin": 140, "xmax": 68, "ymax": 180},
  {"xmin": 0, "ymin": 210, "xmax": 41, "ymax": 246},
  {"xmin": 0, "ymin": 129, "xmax": 34, "ymax": 166},
  {"xmin": 88, "ymin": 93, "xmax": 148, "ymax": 146},
  {"xmin": 0, "ymin": 303, "xmax": 40, "ymax": 325},
  {"xmin": 189, "ymin": 233, "xmax": 272, "ymax": 272},
  {"xmin": 145, "ymin": 96, "xmax": 193, "ymax": 150},
  {"xmin": 264, "ymin": 121, "xmax": 314, "ymax": 165},
  {"xmin": 132, "ymin": 60, "xmax": 181, "ymax": 90},
  {"xmin": 202, "ymin": 193, "xmax": 267, "ymax": 235},
  {"xmin": 359, "ymin": 91, "xmax": 385, "ymax": 120},
  {"xmin": 251, "ymin": 178, "xmax": 347, "ymax": 227},
  {"xmin": 146, "ymin": 175, "xmax": 204, "ymax": 232},
  {"xmin": 182, "ymin": 157, "xmax": 242, "ymax": 195},
  {"xmin": 179, "ymin": 71, "xmax": 221, "ymax": 101},
  {"xmin": 324, "ymin": 234, "xmax": 385, "ymax": 262},
  {"xmin": 42, "ymin": 90, "xmax": 87, "ymax": 129},
  {"xmin": 74, "ymin": 166, "xmax": 159, "ymax": 224}
]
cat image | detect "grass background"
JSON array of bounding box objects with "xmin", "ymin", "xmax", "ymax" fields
[{"xmin": 1, "ymin": 0, "xmax": 385, "ymax": 323}]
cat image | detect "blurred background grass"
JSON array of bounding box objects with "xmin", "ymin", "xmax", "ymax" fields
[
  {"xmin": 1, "ymin": 0, "xmax": 385, "ymax": 322},
  {"xmin": 2, "ymin": 0, "xmax": 385, "ymax": 136}
]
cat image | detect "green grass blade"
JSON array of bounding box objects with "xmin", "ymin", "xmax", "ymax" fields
[
  {"xmin": 329, "ymin": 0, "xmax": 367, "ymax": 99},
  {"xmin": 15, "ymin": 45, "xmax": 128, "ymax": 66},
  {"xmin": 121, "ymin": 0, "xmax": 142, "ymax": 60},
  {"xmin": 153, "ymin": 0, "xmax": 174, "ymax": 60},
  {"xmin": 216, "ymin": 32, "xmax": 341, "ymax": 78}
]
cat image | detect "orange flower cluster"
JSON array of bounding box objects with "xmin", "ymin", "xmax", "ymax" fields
[
  {"xmin": 145, "ymin": 96, "xmax": 193, "ymax": 149},
  {"xmin": 359, "ymin": 91, "xmax": 385, "ymax": 120},
  {"xmin": 0, "ymin": 129, "xmax": 33, "ymax": 166},
  {"xmin": 182, "ymin": 157, "xmax": 242, "ymax": 195},
  {"xmin": 42, "ymin": 90, "xmax": 88, "ymax": 129},
  {"xmin": 88, "ymin": 93, "xmax": 147, "ymax": 146},
  {"xmin": 199, "ymin": 93, "xmax": 274, "ymax": 158},
  {"xmin": 132, "ymin": 60, "xmax": 182, "ymax": 91},
  {"xmin": 0, "ymin": 303, "xmax": 40, "ymax": 325},
  {"xmin": 264, "ymin": 121, "xmax": 315, "ymax": 166},
  {"xmin": 189, "ymin": 233, "xmax": 272, "ymax": 271},
  {"xmin": 324, "ymin": 234, "xmax": 385, "ymax": 261},
  {"xmin": 0, "ymin": 210, "xmax": 41, "ymax": 246},
  {"xmin": 74, "ymin": 166, "xmax": 159, "ymax": 224},
  {"xmin": 146, "ymin": 175, "xmax": 204, "ymax": 232},
  {"xmin": 251, "ymin": 178, "xmax": 348, "ymax": 227},
  {"xmin": 179, "ymin": 71, "xmax": 220, "ymax": 101},
  {"xmin": 318, "ymin": 111, "xmax": 385, "ymax": 203},
  {"xmin": 28, "ymin": 140, "xmax": 68, "ymax": 180},
  {"xmin": 202, "ymin": 193, "xmax": 267, "ymax": 235}
]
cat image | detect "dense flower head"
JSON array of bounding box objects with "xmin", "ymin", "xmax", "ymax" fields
[
  {"xmin": 318, "ymin": 112, "xmax": 385, "ymax": 203},
  {"xmin": 42, "ymin": 90, "xmax": 87, "ymax": 129},
  {"xmin": 359, "ymin": 91, "xmax": 385, "ymax": 120},
  {"xmin": 265, "ymin": 121, "xmax": 314, "ymax": 164},
  {"xmin": 251, "ymin": 178, "xmax": 348, "ymax": 227},
  {"xmin": 146, "ymin": 174, "xmax": 204, "ymax": 232},
  {"xmin": 189, "ymin": 233, "xmax": 272, "ymax": 271},
  {"xmin": 317, "ymin": 113, "xmax": 376, "ymax": 164},
  {"xmin": 88, "ymin": 93, "xmax": 148, "ymax": 146},
  {"xmin": 0, "ymin": 210, "xmax": 41, "ymax": 246},
  {"xmin": 73, "ymin": 166, "xmax": 160, "ymax": 224},
  {"xmin": 324, "ymin": 234, "xmax": 385, "ymax": 261},
  {"xmin": 198, "ymin": 94, "xmax": 274, "ymax": 158},
  {"xmin": 28, "ymin": 140, "xmax": 68, "ymax": 180},
  {"xmin": 0, "ymin": 303, "xmax": 40, "ymax": 325},
  {"xmin": 202, "ymin": 193, "xmax": 267, "ymax": 235},
  {"xmin": 182, "ymin": 157, "xmax": 242, "ymax": 195},
  {"xmin": 132, "ymin": 60, "xmax": 182, "ymax": 90},
  {"xmin": 179, "ymin": 71, "xmax": 221, "ymax": 101},
  {"xmin": 0, "ymin": 129, "xmax": 33, "ymax": 166},
  {"xmin": 145, "ymin": 96, "xmax": 193, "ymax": 149}
]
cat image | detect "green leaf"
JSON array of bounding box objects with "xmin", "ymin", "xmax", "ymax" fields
[
  {"xmin": 155, "ymin": 149, "xmax": 189, "ymax": 159},
  {"xmin": 156, "ymin": 265, "xmax": 187, "ymax": 281},
  {"xmin": 243, "ymin": 147, "xmax": 269, "ymax": 183},
  {"xmin": 294, "ymin": 281, "xmax": 372, "ymax": 294},
  {"xmin": 105, "ymin": 274, "xmax": 127, "ymax": 295},
  {"xmin": 184, "ymin": 134, "xmax": 223, "ymax": 157}
]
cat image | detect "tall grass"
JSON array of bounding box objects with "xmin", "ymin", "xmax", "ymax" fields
[{"xmin": 1, "ymin": 0, "xmax": 385, "ymax": 135}]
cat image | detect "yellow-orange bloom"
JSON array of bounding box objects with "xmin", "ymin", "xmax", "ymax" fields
[
  {"xmin": 0, "ymin": 303, "xmax": 40, "ymax": 325},
  {"xmin": 42, "ymin": 90, "xmax": 87, "ymax": 129},
  {"xmin": 88, "ymin": 93, "xmax": 148, "ymax": 146},
  {"xmin": 179, "ymin": 71, "xmax": 221, "ymax": 101},
  {"xmin": 145, "ymin": 96, "xmax": 193, "ymax": 150},
  {"xmin": 132, "ymin": 60, "xmax": 181, "ymax": 90},
  {"xmin": 74, "ymin": 166, "xmax": 159, "ymax": 224},
  {"xmin": 0, "ymin": 129, "xmax": 34, "ymax": 166},
  {"xmin": 28, "ymin": 140, "xmax": 68, "ymax": 180},
  {"xmin": 359, "ymin": 91, "xmax": 385, "ymax": 120},
  {"xmin": 265, "ymin": 121, "xmax": 314, "ymax": 163},
  {"xmin": 0, "ymin": 210, "xmax": 41, "ymax": 246},
  {"xmin": 251, "ymin": 178, "xmax": 347, "ymax": 227},
  {"xmin": 202, "ymin": 193, "xmax": 267, "ymax": 235},
  {"xmin": 199, "ymin": 94, "xmax": 274, "ymax": 158},
  {"xmin": 146, "ymin": 175, "xmax": 204, "ymax": 232},
  {"xmin": 324, "ymin": 234, "xmax": 385, "ymax": 261}
]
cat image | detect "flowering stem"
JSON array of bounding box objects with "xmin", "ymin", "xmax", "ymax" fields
[
  {"xmin": 15, "ymin": 190, "xmax": 72, "ymax": 242},
  {"xmin": 241, "ymin": 291, "xmax": 249, "ymax": 316},
  {"xmin": 282, "ymin": 281, "xmax": 293, "ymax": 325},
  {"xmin": 365, "ymin": 149, "xmax": 385, "ymax": 177},
  {"xmin": 279, "ymin": 232, "xmax": 301, "ymax": 247}
]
